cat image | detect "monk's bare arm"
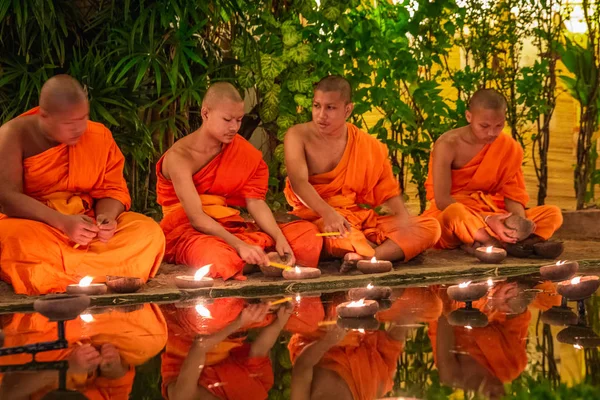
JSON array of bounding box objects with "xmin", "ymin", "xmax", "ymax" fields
[
  {"xmin": 284, "ymin": 128, "xmax": 335, "ymax": 217},
  {"xmin": 504, "ymin": 198, "xmax": 526, "ymax": 218},
  {"xmin": 382, "ymin": 195, "xmax": 411, "ymax": 220},
  {"xmin": 165, "ymin": 150, "xmax": 246, "ymax": 250},
  {"xmin": 95, "ymin": 198, "xmax": 125, "ymax": 221},
  {"xmin": 246, "ymin": 199, "xmax": 285, "ymax": 242},
  {"xmin": 249, "ymin": 304, "xmax": 293, "ymax": 358},
  {"xmin": 0, "ymin": 126, "xmax": 66, "ymax": 230},
  {"xmin": 435, "ymin": 315, "xmax": 461, "ymax": 385},
  {"xmin": 431, "ymin": 140, "xmax": 456, "ymax": 211},
  {"xmin": 0, "ymin": 371, "xmax": 57, "ymax": 400}
]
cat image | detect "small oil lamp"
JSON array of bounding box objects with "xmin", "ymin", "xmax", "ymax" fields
[
  {"xmin": 540, "ymin": 260, "xmax": 579, "ymax": 282},
  {"xmin": 357, "ymin": 257, "xmax": 393, "ymax": 274},
  {"xmin": 336, "ymin": 298, "xmax": 379, "ymax": 318},
  {"xmin": 348, "ymin": 283, "xmax": 392, "ymax": 301},
  {"xmin": 474, "ymin": 246, "xmax": 507, "ymax": 264},
  {"xmin": 282, "ymin": 266, "xmax": 322, "ymax": 280},
  {"xmin": 557, "ymin": 276, "xmax": 600, "ymax": 301},
  {"xmin": 66, "ymin": 276, "xmax": 107, "ymax": 295},
  {"xmin": 175, "ymin": 265, "xmax": 214, "ymax": 289}
]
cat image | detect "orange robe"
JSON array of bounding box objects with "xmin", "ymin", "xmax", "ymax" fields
[
  {"xmin": 160, "ymin": 299, "xmax": 276, "ymax": 400},
  {"xmin": 0, "ymin": 108, "xmax": 165, "ymax": 295},
  {"xmin": 157, "ymin": 135, "xmax": 322, "ymax": 280},
  {"xmin": 284, "ymin": 123, "xmax": 441, "ymax": 261},
  {"xmin": 429, "ymin": 284, "xmax": 530, "ymax": 383},
  {"xmin": 0, "ymin": 304, "xmax": 167, "ymax": 399},
  {"xmin": 423, "ymin": 133, "xmax": 563, "ymax": 248}
]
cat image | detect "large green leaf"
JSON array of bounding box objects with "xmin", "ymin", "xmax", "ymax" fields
[
  {"xmin": 287, "ymin": 77, "xmax": 313, "ymax": 93},
  {"xmin": 237, "ymin": 66, "xmax": 254, "ymax": 88},
  {"xmin": 260, "ymin": 54, "xmax": 285, "ymax": 80},
  {"xmin": 260, "ymin": 103, "xmax": 279, "ymax": 123},
  {"xmin": 283, "ymin": 43, "xmax": 312, "ymax": 64}
]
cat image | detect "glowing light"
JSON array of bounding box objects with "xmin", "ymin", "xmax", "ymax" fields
[
  {"xmin": 487, "ymin": 278, "xmax": 494, "ymax": 287},
  {"xmin": 195, "ymin": 304, "xmax": 213, "ymax": 319},
  {"xmin": 458, "ymin": 281, "xmax": 472, "ymax": 289},
  {"xmin": 295, "ymin": 294, "xmax": 302, "ymax": 302},
  {"xmin": 194, "ymin": 264, "xmax": 212, "ymax": 281},
  {"xmin": 465, "ymin": 325, "xmax": 473, "ymax": 330},
  {"xmin": 295, "ymin": 266, "xmax": 302, "ymax": 273},
  {"xmin": 574, "ymin": 344, "xmax": 583, "ymax": 350},
  {"xmin": 80, "ymin": 314, "xmax": 94, "ymax": 323},
  {"xmin": 358, "ymin": 328, "xmax": 365, "ymax": 334},
  {"xmin": 571, "ymin": 276, "xmax": 582, "ymax": 285},
  {"xmin": 370, "ymin": 257, "xmax": 377, "ymax": 263},
  {"xmin": 486, "ymin": 246, "xmax": 493, "ymax": 254},
  {"xmin": 347, "ymin": 299, "xmax": 366, "ymax": 308},
  {"xmin": 367, "ymin": 283, "xmax": 374, "ymax": 290},
  {"xmin": 79, "ymin": 276, "xmax": 93, "ymax": 287},
  {"xmin": 557, "ymin": 260, "xmax": 567, "ymax": 266}
]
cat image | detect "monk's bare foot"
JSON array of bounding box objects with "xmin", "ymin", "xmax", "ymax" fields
[{"xmin": 340, "ymin": 253, "xmax": 364, "ymax": 273}]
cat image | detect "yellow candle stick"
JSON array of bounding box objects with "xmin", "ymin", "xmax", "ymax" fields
[
  {"xmin": 73, "ymin": 244, "xmax": 80, "ymax": 249},
  {"xmin": 268, "ymin": 262, "xmax": 293, "ymax": 270},
  {"xmin": 269, "ymin": 297, "xmax": 293, "ymax": 306},
  {"xmin": 318, "ymin": 320, "xmax": 338, "ymax": 326},
  {"xmin": 316, "ymin": 232, "xmax": 341, "ymax": 237}
]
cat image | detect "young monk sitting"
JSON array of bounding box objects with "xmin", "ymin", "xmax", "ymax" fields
[
  {"xmin": 423, "ymin": 88, "xmax": 564, "ymax": 258},
  {"xmin": 284, "ymin": 75, "xmax": 441, "ymax": 271},
  {"xmin": 0, "ymin": 75, "xmax": 165, "ymax": 295},
  {"xmin": 157, "ymin": 82, "xmax": 322, "ymax": 280}
]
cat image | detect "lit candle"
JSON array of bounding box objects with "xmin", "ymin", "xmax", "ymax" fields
[
  {"xmin": 557, "ymin": 275, "xmax": 600, "ymax": 301},
  {"xmin": 357, "ymin": 257, "xmax": 393, "ymax": 274},
  {"xmin": 487, "ymin": 278, "xmax": 494, "ymax": 287},
  {"xmin": 282, "ymin": 265, "xmax": 321, "ymax": 280},
  {"xmin": 540, "ymin": 260, "xmax": 579, "ymax": 281},
  {"xmin": 66, "ymin": 276, "xmax": 107, "ymax": 295},
  {"xmin": 556, "ymin": 325, "xmax": 600, "ymax": 348},
  {"xmin": 348, "ymin": 283, "xmax": 392, "ymax": 301},
  {"xmin": 474, "ymin": 246, "xmax": 507, "ymax": 263},
  {"xmin": 175, "ymin": 264, "xmax": 215, "ymax": 289},
  {"xmin": 195, "ymin": 304, "xmax": 213, "ymax": 319},
  {"xmin": 33, "ymin": 294, "xmax": 91, "ymax": 322},
  {"xmin": 447, "ymin": 281, "xmax": 489, "ymax": 302},
  {"xmin": 336, "ymin": 298, "xmax": 379, "ymax": 318}
]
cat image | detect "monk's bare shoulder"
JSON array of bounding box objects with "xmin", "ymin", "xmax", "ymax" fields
[
  {"xmin": 162, "ymin": 136, "xmax": 195, "ymax": 180},
  {"xmin": 433, "ymin": 127, "xmax": 467, "ymax": 160},
  {"xmin": 0, "ymin": 117, "xmax": 28, "ymax": 153},
  {"xmin": 285, "ymin": 122, "xmax": 313, "ymax": 145}
]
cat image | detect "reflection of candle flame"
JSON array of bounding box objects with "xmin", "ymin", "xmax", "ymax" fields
[
  {"xmin": 486, "ymin": 246, "xmax": 493, "ymax": 254},
  {"xmin": 557, "ymin": 260, "xmax": 567, "ymax": 266},
  {"xmin": 79, "ymin": 276, "xmax": 93, "ymax": 287},
  {"xmin": 80, "ymin": 314, "xmax": 94, "ymax": 323},
  {"xmin": 194, "ymin": 264, "xmax": 212, "ymax": 281},
  {"xmin": 195, "ymin": 304, "xmax": 212, "ymax": 319},
  {"xmin": 458, "ymin": 281, "xmax": 472, "ymax": 288},
  {"xmin": 295, "ymin": 294, "xmax": 301, "ymax": 302},
  {"xmin": 571, "ymin": 276, "xmax": 582, "ymax": 285},
  {"xmin": 465, "ymin": 325, "xmax": 473, "ymax": 330},
  {"xmin": 295, "ymin": 266, "xmax": 302, "ymax": 273},
  {"xmin": 358, "ymin": 329, "xmax": 365, "ymax": 334},
  {"xmin": 487, "ymin": 278, "xmax": 494, "ymax": 287},
  {"xmin": 347, "ymin": 299, "xmax": 366, "ymax": 308},
  {"xmin": 370, "ymin": 257, "xmax": 377, "ymax": 263},
  {"xmin": 367, "ymin": 283, "xmax": 374, "ymax": 289},
  {"xmin": 574, "ymin": 344, "xmax": 583, "ymax": 350}
]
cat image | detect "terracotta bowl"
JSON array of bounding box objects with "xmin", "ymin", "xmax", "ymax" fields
[
  {"xmin": 540, "ymin": 261, "xmax": 579, "ymax": 282},
  {"xmin": 557, "ymin": 325, "xmax": 600, "ymax": 348},
  {"xmin": 557, "ymin": 276, "xmax": 600, "ymax": 301},
  {"xmin": 447, "ymin": 282, "xmax": 489, "ymax": 303},
  {"xmin": 34, "ymin": 294, "xmax": 91, "ymax": 321},
  {"xmin": 474, "ymin": 247, "xmax": 507, "ymax": 264},
  {"xmin": 357, "ymin": 259, "xmax": 392, "ymax": 274},
  {"xmin": 282, "ymin": 267, "xmax": 321, "ymax": 280},
  {"xmin": 337, "ymin": 316, "xmax": 380, "ymax": 331},
  {"xmin": 336, "ymin": 299, "xmax": 379, "ymax": 318},
  {"xmin": 447, "ymin": 308, "xmax": 489, "ymax": 328},
  {"xmin": 348, "ymin": 286, "xmax": 392, "ymax": 301},
  {"xmin": 260, "ymin": 252, "xmax": 292, "ymax": 278},
  {"xmin": 541, "ymin": 306, "xmax": 579, "ymax": 326},
  {"xmin": 106, "ymin": 276, "xmax": 143, "ymax": 293}
]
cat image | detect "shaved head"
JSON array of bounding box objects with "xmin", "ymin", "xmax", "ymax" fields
[
  {"xmin": 314, "ymin": 75, "xmax": 352, "ymax": 104},
  {"xmin": 468, "ymin": 88, "xmax": 507, "ymax": 112},
  {"xmin": 202, "ymin": 82, "xmax": 243, "ymax": 109},
  {"xmin": 39, "ymin": 74, "xmax": 88, "ymax": 114}
]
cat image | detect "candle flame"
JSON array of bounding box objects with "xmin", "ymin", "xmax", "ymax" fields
[
  {"xmin": 367, "ymin": 283, "xmax": 374, "ymax": 289},
  {"xmin": 80, "ymin": 314, "xmax": 94, "ymax": 323},
  {"xmin": 458, "ymin": 281, "xmax": 472, "ymax": 288},
  {"xmin": 574, "ymin": 344, "xmax": 583, "ymax": 350},
  {"xmin": 370, "ymin": 257, "xmax": 377, "ymax": 263},
  {"xmin": 79, "ymin": 276, "xmax": 93, "ymax": 287},
  {"xmin": 486, "ymin": 246, "xmax": 493, "ymax": 254},
  {"xmin": 571, "ymin": 276, "xmax": 582, "ymax": 285},
  {"xmin": 465, "ymin": 325, "xmax": 473, "ymax": 330},
  {"xmin": 487, "ymin": 278, "xmax": 494, "ymax": 287},
  {"xmin": 358, "ymin": 329, "xmax": 365, "ymax": 334},
  {"xmin": 195, "ymin": 304, "xmax": 213, "ymax": 319},
  {"xmin": 194, "ymin": 264, "xmax": 212, "ymax": 281},
  {"xmin": 295, "ymin": 266, "xmax": 302, "ymax": 273},
  {"xmin": 347, "ymin": 299, "xmax": 366, "ymax": 308},
  {"xmin": 295, "ymin": 294, "xmax": 302, "ymax": 302},
  {"xmin": 557, "ymin": 260, "xmax": 567, "ymax": 266}
]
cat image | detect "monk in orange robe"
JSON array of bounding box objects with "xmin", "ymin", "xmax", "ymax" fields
[
  {"xmin": 429, "ymin": 282, "xmax": 532, "ymax": 399},
  {"xmin": 161, "ymin": 299, "xmax": 292, "ymax": 400},
  {"xmin": 284, "ymin": 75, "xmax": 440, "ymax": 271},
  {"xmin": 423, "ymin": 88, "xmax": 563, "ymax": 258},
  {"xmin": 0, "ymin": 75, "xmax": 165, "ymax": 295},
  {"xmin": 157, "ymin": 82, "xmax": 322, "ymax": 280},
  {"xmin": 0, "ymin": 304, "xmax": 167, "ymax": 399}
]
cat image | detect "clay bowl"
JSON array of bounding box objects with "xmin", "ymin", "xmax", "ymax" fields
[
  {"xmin": 106, "ymin": 276, "xmax": 143, "ymax": 293},
  {"xmin": 282, "ymin": 267, "xmax": 321, "ymax": 280},
  {"xmin": 447, "ymin": 308, "xmax": 489, "ymax": 328},
  {"xmin": 377, "ymin": 299, "xmax": 393, "ymax": 311},
  {"xmin": 173, "ymin": 275, "xmax": 214, "ymax": 289},
  {"xmin": 541, "ymin": 306, "xmax": 579, "ymax": 326},
  {"xmin": 260, "ymin": 252, "xmax": 292, "ymax": 278},
  {"xmin": 556, "ymin": 325, "xmax": 600, "ymax": 348},
  {"xmin": 348, "ymin": 286, "xmax": 392, "ymax": 301},
  {"xmin": 337, "ymin": 316, "xmax": 380, "ymax": 331},
  {"xmin": 336, "ymin": 299, "xmax": 379, "ymax": 318},
  {"xmin": 66, "ymin": 283, "xmax": 107, "ymax": 296},
  {"xmin": 357, "ymin": 259, "xmax": 392, "ymax": 274},
  {"xmin": 447, "ymin": 282, "xmax": 489, "ymax": 303},
  {"xmin": 474, "ymin": 246, "xmax": 507, "ymax": 264},
  {"xmin": 540, "ymin": 261, "xmax": 579, "ymax": 282},
  {"xmin": 504, "ymin": 215, "xmax": 536, "ymax": 241},
  {"xmin": 34, "ymin": 294, "xmax": 91, "ymax": 321},
  {"xmin": 557, "ymin": 276, "xmax": 600, "ymax": 301},
  {"xmin": 534, "ymin": 241, "xmax": 565, "ymax": 259}
]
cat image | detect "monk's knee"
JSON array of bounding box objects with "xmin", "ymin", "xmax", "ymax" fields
[
  {"xmin": 120, "ymin": 213, "xmax": 165, "ymax": 247},
  {"xmin": 440, "ymin": 203, "xmax": 469, "ymax": 230},
  {"xmin": 418, "ymin": 217, "xmax": 442, "ymax": 245},
  {"xmin": 544, "ymin": 205, "xmax": 563, "ymax": 227}
]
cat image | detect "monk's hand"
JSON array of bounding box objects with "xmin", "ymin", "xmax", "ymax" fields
[
  {"xmin": 240, "ymin": 303, "xmax": 270, "ymax": 327},
  {"xmin": 99, "ymin": 343, "xmax": 128, "ymax": 379},
  {"xmin": 275, "ymin": 236, "xmax": 296, "ymax": 266},
  {"xmin": 68, "ymin": 344, "xmax": 102, "ymax": 375},
  {"xmin": 275, "ymin": 302, "xmax": 294, "ymax": 326},
  {"xmin": 62, "ymin": 215, "xmax": 100, "ymax": 246},
  {"xmin": 96, "ymin": 214, "xmax": 118, "ymax": 243},
  {"xmin": 322, "ymin": 209, "xmax": 351, "ymax": 238},
  {"xmin": 237, "ymin": 243, "xmax": 270, "ymax": 266},
  {"xmin": 485, "ymin": 213, "xmax": 518, "ymax": 243}
]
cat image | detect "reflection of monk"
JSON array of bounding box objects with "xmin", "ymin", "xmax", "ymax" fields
[
  {"xmin": 284, "ymin": 75, "xmax": 440, "ymax": 271},
  {"xmin": 0, "ymin": 75, "xmax": 165, "ymax": 295},
  {"xmin": 429, "ymin": 282, "xmax": 532, "ymax": 399},
  {"xmin": 161, "ymin": 299, "xmax": 293, "ymax": 400},
  {"xmin": 0, "ymin": 304, "xmax": 167, "ymax": 399},
  {"xmin": 157, "ymin": 82, "xmax": 322, "ymax": 281},
  {"xmin": 423, "ymin": 89, "xmax": 562, "ymax": 257},
  {"xmin": 288, "ymin": 288, "xmax": 438, "ymax": 400}
]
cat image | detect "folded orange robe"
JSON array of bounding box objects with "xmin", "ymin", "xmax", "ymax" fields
[
  {"xmin": 157, "ymin": 134, "xmax": 322, "ymax": 280},
  {"xmin": 0, "ymin": 304, "xmax": 167, "ymax": 399},
  {"xmin": 0, "ymin": 108, "xmax": 165, "ymax": 295},
  {"xmin": 160, "ymin": 299, "xmax": 276, "ymax": 399},
  {"xmin": 423, "ymin": 133, "xmax": 563, "ymax": 248},
  {"xmin": 429, "ymin": 284, "xmax": 530, "ymax": 383},
  {"xmin": 285, "ymin": 123, "xmax": 440, "ymax": 261}
]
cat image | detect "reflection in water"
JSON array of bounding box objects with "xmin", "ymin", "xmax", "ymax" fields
[{"xmin": 0, "ymin": 275, "xmax": 599, "ymax": 399}]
